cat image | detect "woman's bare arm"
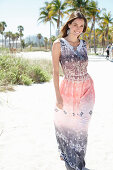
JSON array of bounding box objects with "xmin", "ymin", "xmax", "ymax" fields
[{"xmin": 52, "ymin": 39, "xmax": 63, "ymax": 109}]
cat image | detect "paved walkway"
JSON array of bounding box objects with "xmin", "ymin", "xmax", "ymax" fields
[{"xmin": 0, "ymin": 54, "xmax": 113, "ymax": 170}]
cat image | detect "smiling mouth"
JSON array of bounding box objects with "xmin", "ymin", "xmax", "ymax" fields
[{"xmin": 74, "ymin": 32, "xmax": 80, "ymax": 34}]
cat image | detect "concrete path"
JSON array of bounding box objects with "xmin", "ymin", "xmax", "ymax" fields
[{"xmin": 0, "ymin": 54, "xmax": 113, "ymax": 170}]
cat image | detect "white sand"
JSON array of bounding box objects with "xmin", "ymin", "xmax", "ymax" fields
[
  {"xmin": 16, "ymin": 51, "xmax": 52, "ymax": 60},
  {"xmin": 0, "ymin": 52, "xmax": 113, "ymax": 170}
]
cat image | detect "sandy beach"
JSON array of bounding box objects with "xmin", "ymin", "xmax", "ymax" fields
[{"xmin": 0, "ymin": 52, "xmax": 113, "ymax": 170}]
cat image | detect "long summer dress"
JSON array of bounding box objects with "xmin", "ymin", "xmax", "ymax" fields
[{"xmin": 53, "ymin": 38, "xmax": 95, "ymax": 170}]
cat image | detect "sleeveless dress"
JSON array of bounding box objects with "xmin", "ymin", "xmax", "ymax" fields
[{"xmin": 53, "ymin": 38, "xmax": 95, "ymax": 170}]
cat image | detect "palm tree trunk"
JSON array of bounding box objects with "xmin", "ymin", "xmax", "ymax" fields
[
  {"xmin": 57, "ymin": 10, "xmax": 60, "ymax": 35},
  {"xmin": 45, "ymin": 42, "xmax": 47, "ymax": 50},
  {"xmin": 89, "ymin": 21, "xmax": 95, "ymax": 48},
  {"xmin": 13, "ymin": 40, "xmax": 14, "ymax": 48},
  {"xmin": 94, "ymin": 22, "xmax": 96, "ymax": 54},
  {"xmin": 9, "ymin": 37, "xmax": 11, "ymax": 48},
  {"xmin": 50, "ymin": 20, "xmax": 52, "ymax": 51},
  {"xmin": 20, "ymin": 36, "xmax": 22, "ymax": 51},
  {"xmin": 39, "ymin": 40, "xmax": 41, "ymax": 48},
  {"xmin": 106, "ymin": 25, "xmax": 109, "ymax": 46},
  {"xmin": 2, "ymin": 34, "xmax": 3, "ymax": 48},
  {"xmin": 102, "ymin": 34, "xmax": 105, "ymax": 55},
  {"xmin": 16, "ymin": 40, "xmax": 17, "ymax": 48},
  {"xmin": 5, "ymin": 38, "xmax": 6, "ymax": 47}
]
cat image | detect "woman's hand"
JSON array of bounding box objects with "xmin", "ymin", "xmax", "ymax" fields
[{"xmin": 56, "ymin": 95, "xmax": 63, "ymax": 110}]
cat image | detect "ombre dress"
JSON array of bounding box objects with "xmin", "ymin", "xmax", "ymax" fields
[{"xmin": 53, "ymin": 38, "xmax": 95, "ymax": 170}]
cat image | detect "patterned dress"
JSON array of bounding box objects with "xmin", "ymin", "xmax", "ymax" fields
[{"xmin": 53, "ymin": 38, "xmax": 95, "ymax": 170}]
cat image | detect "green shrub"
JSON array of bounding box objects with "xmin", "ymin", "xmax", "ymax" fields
[
  {"xmin": 21, "ymin": 74, "xmax": 32, "ymax": 85},
  {"xmin": 29, "ymin": 59, "xmax": 63, "ymax": 77},
  {"xmin": 31, "ymin": 65, "xmax": 51, "ymax": 82},
  {"xmin": 0, "ymin": 54, "xmax": 51, "ymax": 87}
]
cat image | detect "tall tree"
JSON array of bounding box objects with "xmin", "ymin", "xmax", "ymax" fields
[
  {"xmin": 38, "ymin": 2, "xmax": 57, "ymax": 50},
  {"xmin": 17, "ymin": 25, "xmax": 24, "ymax": 50},
  {"xmin": 0, "ymin": 21, "xmax": 7, "ymax": 47},
  {"xmin": 15, "ymin": 32, "xmax": 20, "ymax": 48},
  {"xmin": 0, "ymin": 22, "xmax": 3, "ymax": 47},
  {"xmin": 49, "ymin": 0, "xmax": 68, "ymax": 35},
  {"xmin": 11, "ymin": 33, "xmax": 17, "ymax": 48},
  {"xmin": 108, "ymin": 25, "xmax": 113, "ymax": 43},
  {"xmin": 4, "ymin": 32, "xmax": 9, "ymax": 47},
  {"xmin": 37, "ymin": 33, "xmax": 42, "ymax": 47},
  {"xmin": 44, "ymin": 37, "xmax": 48, "ymax": 50},
  {"xmin": 97, "ymin": 22, "xmax": 106, "ymax": 54},
  {"xmin": 87, "ymin": 0, "xmax": 100, "ymax": 52},
  {"xmin": 101, "ymin": 11, "xmax": 113, "ymax": 45},
  {"xmin": 6, "ymin": 31, "xmax": 12, "ymax": 48},
  {"xmin": 65, "ymin": 0, "xmax": 89, "ymax": 14}
]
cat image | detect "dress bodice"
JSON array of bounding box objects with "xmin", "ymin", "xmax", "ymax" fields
[{"xmin": 59, "ymin": 38, "xmax": 89, "ymax": 81}]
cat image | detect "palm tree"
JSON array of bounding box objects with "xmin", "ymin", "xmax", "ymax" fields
[
  {"xmin": 50, "ymin": 35, "xmax": 57, "ymax": 44},
  {"xmin": 94, "ymin": 28, "xmax": 100, "ymax": 48},
  {"xmin": 0, "ymin": 21, "xmax": 7, "ymax": 47},
  {"xmin": 17, "ymin": 25, "xmax": 24, "ymax": 50},
  {"xmin": 37, "ymin": 33, "xmax": 42, "ymax": 47},
  {"xmin": 109, "ymin": 25, "xmax": 113, "ymax": 43},
  {"xmin": 87, "ymin": 0, "xmax": 100, "ymax": 52},
  {"xmin": 65, "ymin": 0, "xmax": 89, "ymax": 14},
  {"xmin": 15, "ymin": 32, "xmax": 20, "ymax": 48},
  {"xmin": 21, "ymin": 39, "xmax": 25, "ymax": 49},
  {"xmin": 101, "ymin": 11, "xmax": 113, "ymax": 45},
  {"xmin": 38, "ymin": 2, "xmax": 57, "ymax": 50},
  {"xmin": 11, "ymin": 33, "xmax": 17, "ymax": 48},
  {"xmin": 83, "ymin": 26, "xmax": 91, "ymax": 48},
  {"xmin": 49, "ymin": 0, "xmax": 68, "ymax": 35},
  {"xmin": 0, "ymin": 22, "xmax": 3, "ymax": 47},
  {"xmin": 97, "ymin": 22, "xmax": 106, "ymax": 54},
  {"xmin": 4, "ymin": 32, "xmax": 9, "ymax": 47},
  {"xmin": 44, "ymin": 37, "xmax": 48, "ymax": 50},
  {"xmin": 6, "ymin": 31, "xmax": 12, "ymax": 48}
]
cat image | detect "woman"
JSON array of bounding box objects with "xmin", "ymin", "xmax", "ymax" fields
[{"xmin": 52, "ymin": 11, "xmax": 95, "ymax": 170}]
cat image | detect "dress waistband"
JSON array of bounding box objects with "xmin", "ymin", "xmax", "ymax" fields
[{"xmin": 64, "ymin": 73, "xmax": 89, "ymax": 81}]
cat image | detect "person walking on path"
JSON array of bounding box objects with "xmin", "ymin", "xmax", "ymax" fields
[
  {"xmin": 109, "ymin": 43, "xmax": 113, "ymax": 61},
  {"xmin": 105, "ymin": 43, "xmax": 112, "ymax": 58},
  {"xmin": 52, "ymin": 11, "xmax": 95, "ymax": 170}
]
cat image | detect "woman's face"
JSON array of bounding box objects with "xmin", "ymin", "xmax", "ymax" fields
[{"xmin": 68, "ymin": 18, "xmax": 84, "ymax": 37}]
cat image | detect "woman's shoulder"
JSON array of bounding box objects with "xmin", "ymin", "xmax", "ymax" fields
[
  {"xmin": 52, "ymin": 38, "xmax": 62, "ymax": 50},
  {"xmin": 53, "ymin": 37, "xmax": 65, "ymax": 44},
  {"xmin": 52, "ymin": 38, "xmax": 61, "ymax": 52},
  {"xmin": 53, "ymin": 38, "xmax": 61, "ymax": 44}
]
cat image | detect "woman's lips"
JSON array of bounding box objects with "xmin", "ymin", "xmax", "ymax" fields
[{"xmin": 74, "ymin": 31, "xmax": 80, "ymax": 34}]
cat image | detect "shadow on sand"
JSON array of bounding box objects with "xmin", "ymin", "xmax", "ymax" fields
[{"xmin": 83, "ymin": 168, "xmax": 94, "ymax": 170}]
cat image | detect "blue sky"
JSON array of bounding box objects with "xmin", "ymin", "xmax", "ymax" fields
[{"xmin": 0, "ymin": 0, "xmax": 113, "ymax": 39}]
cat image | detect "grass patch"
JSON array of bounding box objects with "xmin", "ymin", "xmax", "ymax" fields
[
  {"xmin": 0, "ymin": 54, "xmax": 52, "ymax": 91},
  {"xmin": 29, "ymin": 59, "xmax": 63, "ymax": 77},
  {"xmin": 21, "ymin": 47, "xmax": 50, "ymax": 52}
]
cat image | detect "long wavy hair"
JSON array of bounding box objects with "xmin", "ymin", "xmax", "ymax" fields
[{"xmin": 60, "ymin": 11, "xmax": 87, "ymax": 38}]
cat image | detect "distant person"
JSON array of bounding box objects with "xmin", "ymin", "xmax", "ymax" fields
[
  {"xmin": 52, "ymin": 11, "xmax": 95, "ymax": 170},
  {"xmin": 105, "ymin": 43, "xmax": 111, "ymax": 58},
  {"xmin": 109, "ymin": 43, "xmax": 113, "ymax": 61}
]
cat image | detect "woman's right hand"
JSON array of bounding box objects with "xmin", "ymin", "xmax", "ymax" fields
[{"xmin": 56, "ymin": 95, "xmax": 63, "ymax": 110}]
